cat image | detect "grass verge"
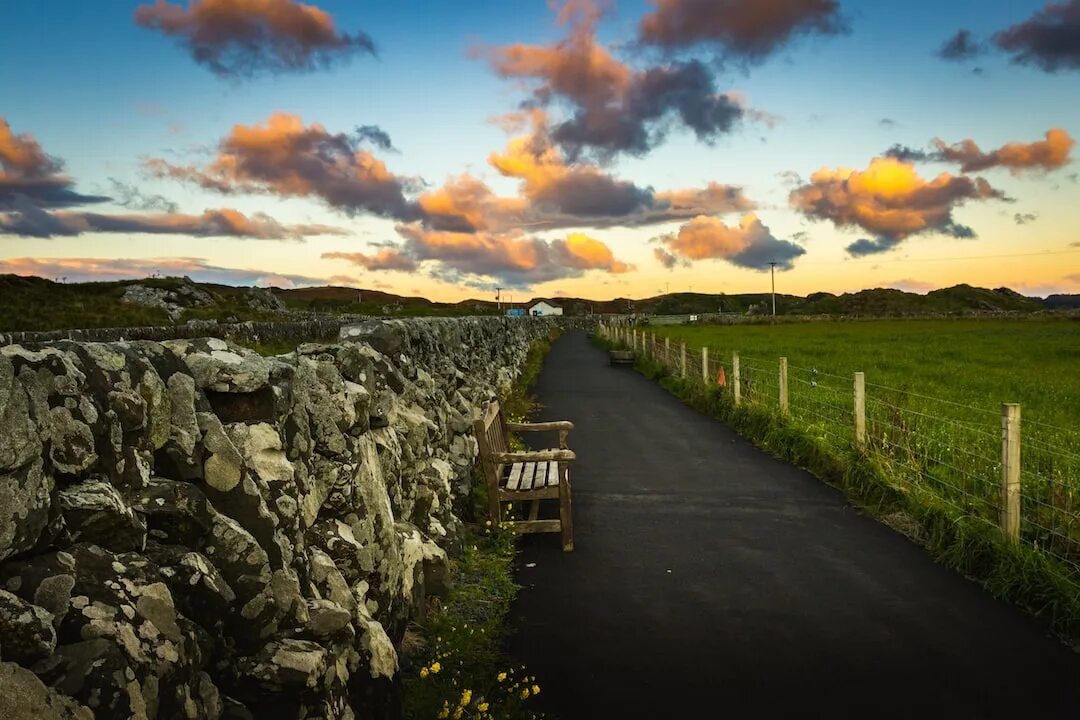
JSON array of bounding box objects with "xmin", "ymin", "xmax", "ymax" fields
[
  {"xmin": 598, "ymin": 336, "xmax": 1080, "ymax": 648},
  {"xmin": 401, "ymin": 328, "xmax": 561, "ymax": 720}
]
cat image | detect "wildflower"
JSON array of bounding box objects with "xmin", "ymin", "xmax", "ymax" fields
[
  {"xmin": 497, "ymin": 672, "xmax": 507, "ymax": 682},
  {"xmin": 532, "ymin": 684, "xmax": 541, "ymax": 695},
  {"xmin": 484, "ymin": 521, "xmax": 491, "ymax": 527},
  {"xmin": 452, "ymin": 708, "xmax": 463, "ymax": 720},
  {"xmin": 477, "ymin": 702, "xmax": 489, "ymax": 712},
  {"xmin": 520, "ymin": 688, "xmax": 531, "ymax": 699},
  {"xmin": 430, "ymin": 662, "xmax": 442, "ymax": 674},
  {"xmin": 460, "ymin": 689, "xmax": 472, "ymax": 706},
  {"xmin": 420, "ymin": 667, "xmax": 429, "ymax": 679}
]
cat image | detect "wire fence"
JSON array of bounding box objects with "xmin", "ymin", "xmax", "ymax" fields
[{"xmin": 601, "ymin": 324, "xmax": 1080, "ymax": 584}]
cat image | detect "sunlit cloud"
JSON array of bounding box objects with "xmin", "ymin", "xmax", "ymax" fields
[
  {"xmin": 134, "ymin": 0, "xmax": 375, "ymax": 78},
  {"xmin": 145, "ymin": 112, "xmax": 421, "ymax": 219},
  {"xmin": 322, "ymin": 248, "xmax": 419, "ymax": 272},
  {"xmin": 932, "ymin": 128, "xmax": 1074, "ymax": 174},
  {"xmin": 478, "ymin": 0, "xmax": 744, "ymax": 159},
  {"xmin": 0, "ymin": 256, "xmax": 329, "ymax": 287},
  {"xmin": 638, "ymin": 0, "xmax": 847, "ymax": 62},
  {"xmin": 655, "ymin": 213, "xmax": 805, "ymax": 270},
  {"xmin": 789, "ymin": 156, "xmax": 1006, "ymax": 256},
  {"xmin": 0, "ymin": 198, "xmax": 345, "ymax": 239},
  {"xmin": 0, "ymin": 117, "xmax": 109, "ymax": 209}
]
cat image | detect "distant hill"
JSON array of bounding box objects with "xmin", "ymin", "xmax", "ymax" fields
[{"xmin": 0, "ymin": 274, "xmax": 1071, "ymax": 333}]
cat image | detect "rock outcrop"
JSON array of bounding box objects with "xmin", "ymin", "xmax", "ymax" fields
[{"xmin": 0, "ymin": 317, "xmax": 559, "ymax": 719}]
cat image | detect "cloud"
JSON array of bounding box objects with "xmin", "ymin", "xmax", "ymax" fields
[
  {"xmin": 134, "ymin": 0, "xmax": 375, "ymax": 78},
  {"xmin": 354, "ymin": 124, "xmax": 396, "ymax": 152},
  {"xmin": 638, "ymin": 0, "xmax": 847, "ymax": 61},
  {"xmin": 884, "ymin": 278, "xmax": 938, "ymax": 293},
  {"xmin": 0, "ymin": 197, "xmax": 345, "ymax": 239},
  {"xmin": 107, "ymin": 178, "xmax": 179, "ymax": 212},
  {"xmin": 417, "ymin": 111, "xmax": 752, "ymax": 232},
  {"xmin": 931, "ymin": 128, "xmax": 1074, "ymax": 174},
  {"xmin": 789, "ymin": 156, "xmax": 1006, "ymax": 256},
  {"xmin": 322, "ymin": 248, "xmax": 419, "ymax": 272},
  {"xmin": 938, "ymin": 29, "xmax": 985, "ymax": 61},
  {"xmin": 883, "ymin": 144, "xmax": 931, "ymax": 162},
  {"xmin": 653, "ymin": 246, "xmax": 688, "ymax": 269},
  {"xmin": 0, "ymin": 256, "xmax": 329, "ymax": 287},
  {"xmin": 0, "ymin": 117, "xmax": 110, "ymax": 209},
  {"xmin": 145, "ymin": 112, "xmax": 420, "ymax": 220},
  {"xmin": 391, "ymin": 223, "xmax": 633, "ymax": 287},
  {"xmin": 1014, "ymin": 212, "xmax": 1038, "ymax": 225},
  {"xmin": 479, "ymin": 2, "xmax": 744, "ymax": 159},
  {"xmin": 656, "ymin": 213, "xmax": 806, "ymax": 270},
  {"xmin": 993, "ymin": 0, "xmax": 1080, "ymax": 72}
]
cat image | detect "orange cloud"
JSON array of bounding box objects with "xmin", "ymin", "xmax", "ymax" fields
[
  {"xmin": 789, "ymin": 156, "xmax": 1006, "ymax": 255},
  {"xmin": 657, "ymin": 213, "xmax": 805, "ymax": 269},
  {"xmin": 145, "ymin": 112, "xmax": 419, "ymax": 219},
  {"xmin": 322, "ymin": 249, "xmax": 418, "ymax": 272},
  {"xmin": 134, "ymin": 0, "xmax": 375, "ymax": 77},
  {"xmin": 932, "ymin": 128, "xmax": 1074, "ymax": 174},
  {"xmin": 480, "ymin": 0, "xmax": 743, "ymax": 158},
  {"xmin": 1, "ymin": 117, "xmax": 109, "ymax": 209}
]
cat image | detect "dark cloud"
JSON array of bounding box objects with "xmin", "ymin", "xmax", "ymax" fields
[
  {"xmin": 481, "ymin": 4, "xmax": 745, "ymax": 159},
  {"xmin": 322, "ymin": 249, "xmax": 418, "ymax": 272},
  {"xmin": 145, "ymin": 112, "xmax": 421, "ymax": 220},
  {"xmin": 653, "ymin": 247, "xmax": 682, "ymax": 269},
  {"xmin": 883, "ymin": 144, "xmax": 932, "ymax": 162},
  {"xmin": 993, "ymin": 0, "xmax": 1080, "ymax": 72},
  {"xmin": 656, "ymin": 213, "xmax": 806, "ymax": 270},
  {"xmin": 938, "ymin": 29, "xmax": 985, "ymax": 61},
  {"xmin": 0, "ymin": 118, "xmax": 110, "ymax": 209},
  {"xmin": 134, "ymin": 0, "xmax": 375, "ymax": 78},
  {"xmin": 1014, "ymin": 212, "xmax": 1038, "ymax": 225},
  {"xmin": 638, "ymin": 0, "xmax": 846, "ymax": 62},
  {"xmin": 0, "ymin": 256, "xmax": 329, "ymax": 287},
  {"xmin": 1, "ymin": 198, "xmax": 345, "ymax": 240},
  {"xmin": 107, "ymin": 178, "xmax": 180, "ymax": 213},
  {"xmin": 789, "ymin": 157, "xmax": 1007, "ymax": 256},
  {"xmin": 354, "ymin": 125, "xmax": 396, "ymax": 152},
  {"xmin": 879, "ymin": 118, "xmax": 898, "ymax": 128}
]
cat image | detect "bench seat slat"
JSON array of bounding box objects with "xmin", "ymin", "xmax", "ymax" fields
[
  {"xmin": 506, "ymin": 463, "xmax": 524, "ymax": 491},
  {"xmin": 520, "ymin": 462, "xmax": 536, "ymax": 491}
]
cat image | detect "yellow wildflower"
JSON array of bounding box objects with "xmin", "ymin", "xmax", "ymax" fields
[
  {"xmin": 477, "ymin": 702, "xmax": 489, "ymax": 712},
  {"xmin": 520, "ymin": 688, "xmax": 531, "ymax": 699},
  {"xmin": 460, "ymin": 689, "xmax": 472, "ymax": 706},
  {"xmin": 419, "ymin": 667, "xmax": 429, "ymax": 679},
  {"xmin": 532, "ymin": 684, "xmax": 541, "ymax": 695},
  {"xmin": 452, "ymin": 707, "xmax": 463, "ymax": 720},
  {"xmin": 430, "ymin": 662, "xmax": 442, "ymax": 674},
  {"xmin": 497, "ymin": 672, "xmax": 507, "ymax": 682}
]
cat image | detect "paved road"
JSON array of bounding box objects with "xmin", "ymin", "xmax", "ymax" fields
[{"xmin": 506, "ymin": 332, "xmax": 1080, "ymax": 719}]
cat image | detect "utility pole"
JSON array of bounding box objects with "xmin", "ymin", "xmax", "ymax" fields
[
  {"xmin": 769, "ymin": 262, "xmax": 777, "ymax": 317},
  {"xmin": 495, "ymin": 287, "xmax": 503, "ymax": 313}
]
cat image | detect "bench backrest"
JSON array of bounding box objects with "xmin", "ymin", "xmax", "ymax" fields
[{"xmin": 473, "ymin": 400, "xmax": 508, "ymax": 492}]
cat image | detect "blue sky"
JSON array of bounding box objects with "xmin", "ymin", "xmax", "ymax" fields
[{"xmin": 1, "ymin": 0, "xmax": 1078, "ymax": 299}]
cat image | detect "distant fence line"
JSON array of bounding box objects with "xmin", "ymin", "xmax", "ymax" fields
[{"xmin": 599, "ymin": 323, "xmax": 1080, "ymax": 586}]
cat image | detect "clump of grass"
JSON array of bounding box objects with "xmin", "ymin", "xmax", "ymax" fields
[{"xmin": 403, "ymin": 330, "xmax": 560, "ymax": 719}]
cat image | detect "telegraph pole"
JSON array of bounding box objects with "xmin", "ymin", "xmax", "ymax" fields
[
  {"xmin": 495, "ymin": 287, "xmax": 503, "ymax": 313},
  {"xmin": 769, "ymin": 262, "xmax": 777, "ymax": 317}
]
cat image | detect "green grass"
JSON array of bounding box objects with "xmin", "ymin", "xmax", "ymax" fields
[{"xmin": 603, "ymin": 319, "xmax": 1080, "ymax": 643}]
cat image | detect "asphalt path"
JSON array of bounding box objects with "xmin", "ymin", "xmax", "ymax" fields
[{"xmin": 506, "ymin": 331, "xmax": 1080, "ymax": 719}]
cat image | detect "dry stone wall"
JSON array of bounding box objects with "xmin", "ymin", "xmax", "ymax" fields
[{"xmin": 0, "ymin": 317, "xmax": 558, "ymax": 720}]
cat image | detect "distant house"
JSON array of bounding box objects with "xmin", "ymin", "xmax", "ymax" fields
[{"xmin": 529, "ymin": 301, "xmax": 563, "ymax": 317}]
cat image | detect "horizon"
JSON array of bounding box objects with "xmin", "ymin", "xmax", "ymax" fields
[{"xmin": 3, "ymin": 0, "xmax": 1080, "ymax": 302}]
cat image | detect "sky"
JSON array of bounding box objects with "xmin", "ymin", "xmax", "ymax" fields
[{"xmin": 1, "ymin": 0, "xmax": 1079, "ymax": 301}]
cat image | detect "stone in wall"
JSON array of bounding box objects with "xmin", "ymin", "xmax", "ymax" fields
[{"xmin": 0, "ymin": 316, "xmax": 562, "ymax": 719}]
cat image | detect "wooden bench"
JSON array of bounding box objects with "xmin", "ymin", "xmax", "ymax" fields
[{"xmin": 474, "ymin": 400, "xmax": 575, "ymax": 551}]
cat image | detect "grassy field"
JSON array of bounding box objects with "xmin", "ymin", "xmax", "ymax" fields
[{"xmin": 643, "ymin": 318, "xmax": 1080, "ymax": 577}]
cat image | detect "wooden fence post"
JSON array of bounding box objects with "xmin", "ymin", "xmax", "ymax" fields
[
  {"xmin": 702, "ymin": 347, "xmax": 709, "ymax": 384},
  {"xmin": 778, "ymin": 357, "xmax": 789, "ymax": 415},
  {"xmin": 1000, "ymin": 403, "xmax": 1021, "ymax": 543},
  {"xmin": 680, "ymin": 343, "xmax": 687, "ymax": 378},
  {"xmin": 853, "ymin": 372, "xmax": 866, "ymax": 449},
  {"xmin": 664, "ymin": 337, "xmax": 670, "ymax": 367},
  {"xmin": 632, "ymin": 329, "xmax": 638, "ymax": 352},
  {"xmin": 732, "ymin": 351, "xmax": 741, "ymax": 406}
]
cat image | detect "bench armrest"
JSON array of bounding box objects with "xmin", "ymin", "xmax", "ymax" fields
[
  {"xmin": 505, "ymin": 421, "xmax": 574, "ymax": 433},
  {"xmin": 493, "ymin": 449, "xmax": 576, "ymax": 463}
]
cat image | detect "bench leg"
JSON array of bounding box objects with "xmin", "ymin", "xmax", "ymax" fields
[{"xmin": 559, "ymin": 463, "xmax": 574, "ymax": 552}]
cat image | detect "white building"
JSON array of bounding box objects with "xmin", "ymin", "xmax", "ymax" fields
[{"xmin": 529, "ymin": 301, "xmax": 563, "ymax": 317}]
